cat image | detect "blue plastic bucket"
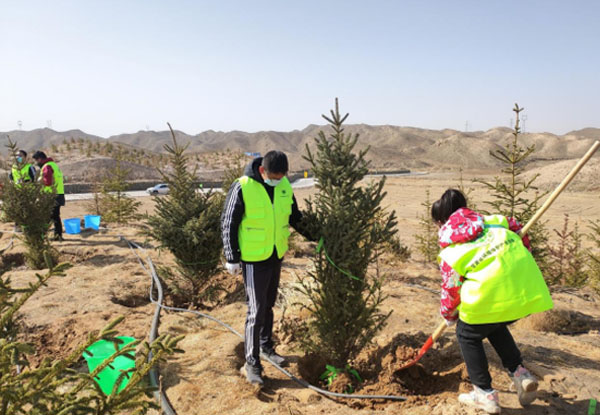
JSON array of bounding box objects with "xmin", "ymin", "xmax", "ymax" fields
[
  {"xmin": 63, "ymin": 218, "xmax": 81, "ymax": 234},
  {"xmin": 84, "ymin": 215, "xmax": 101, "ymax": 230}
]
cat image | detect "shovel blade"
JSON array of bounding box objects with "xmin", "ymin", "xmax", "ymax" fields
[{"xmin": 396, "ymin": 336, "xmax": 434, "ymax": 371}]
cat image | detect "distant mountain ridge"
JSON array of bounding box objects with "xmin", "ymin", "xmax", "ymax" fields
[{"xmin": 2, "ymin": 125, "xmax": 598, "ymax": 170}]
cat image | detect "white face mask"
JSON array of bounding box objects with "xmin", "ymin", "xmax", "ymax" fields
[{"xmin": 264, "ymin": 178, "xmax": 281, "ymax": 187}]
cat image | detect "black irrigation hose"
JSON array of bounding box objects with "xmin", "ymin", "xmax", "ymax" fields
[
  {"xmin": 123, "ymin": 238, "xmax": 408, "ymax": 414},
  {"xmin": 124, "ymin": 238, "xmax": 176, "ymax": 415},
  {"xmin": 1, "ymin": 229, "xmax": 16, "ymax": 255}
]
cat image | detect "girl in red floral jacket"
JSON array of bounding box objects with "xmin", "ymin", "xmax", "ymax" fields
[{"xmin": 432, "ymin": 189, "xmax": 553, "ymax": 414}]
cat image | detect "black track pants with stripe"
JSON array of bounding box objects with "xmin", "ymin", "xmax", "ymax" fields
[{"xmin": 242, "ymin": 253, "xmax": 282, "ymax": 369}]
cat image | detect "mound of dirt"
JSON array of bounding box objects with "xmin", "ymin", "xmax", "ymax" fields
[
  {"xmin": 295, "ymin": 332, "xmax": 470, "ymax": 409},
  {"xmin": 517, "ymin": 308, "xmax": 600, "ymax": 334}
]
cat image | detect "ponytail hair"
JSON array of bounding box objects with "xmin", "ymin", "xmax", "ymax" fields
[{"xmin": 431, "ymin": 188, "xmax": 467, "ymax": 224}]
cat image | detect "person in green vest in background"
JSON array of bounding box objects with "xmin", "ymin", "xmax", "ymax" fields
[
  {"xmin": 9, "ymin": 149, "xmax": 36, "ymax": 184},
  {"xmin": 32, "ymin": 151, "xmax": 65, "ymax": 241},
  {"xmin": 221, "ymin": 151, "xmax": 314, "ymax": 387},
  {"xmin": 432, "ymin": 189, "xmax": 553, "ymax": 414}
]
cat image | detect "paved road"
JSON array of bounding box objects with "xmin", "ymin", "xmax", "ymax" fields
[
  {"xmin": 65, "ymin": 178, "xmax": 318, "ymax": 201},
  {"xmin": 66, "ymin": 190, "xmax": 149, "ymax": 201},
  {"xmin": 64, "ymin": 173, "xmax": 426, "ymax": 201}
]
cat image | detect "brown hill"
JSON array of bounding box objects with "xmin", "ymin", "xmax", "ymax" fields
[
  {"xmin": 0, "ymin": 128, "xmax": 104, "ymax": 151},
  {"xmin": 2, "ymin": 125, "xmax": 598, "ymax": 171},
  {"xmin": 565, "ymin": 127, "xmax": 600, "ymax": 139},
  {"xmin": 524, "ymin": 157, "xmax": 600, "ymax": 192},
  {"xmin": 60, "ymin": 157, "xmax": 161, "ymax": 183}
]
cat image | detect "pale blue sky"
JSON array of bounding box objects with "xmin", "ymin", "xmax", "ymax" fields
[{"xmin": 1, "ymin": 1, "xmax": 598, "ymax": 137}]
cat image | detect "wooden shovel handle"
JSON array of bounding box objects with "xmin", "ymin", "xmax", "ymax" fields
[
  {"xmin": 429, "ymin": 142, "xmax": 599, "ymax": 348},
  {"xmin": 431, "ymin": 320, "xmax": 448, "ymax": 342},
  {"xmin": 520, "ymin": 140, "xmax": 600, "ymax": 237}
]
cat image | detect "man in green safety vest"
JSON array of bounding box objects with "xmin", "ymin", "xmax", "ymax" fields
[
  {"xmin": 32, "ymin": 151, "xmax": 65, "ymax": 241},
  {"xmin": 9, "ymin": 149, "xmax": 36, "ymax": 185},
  {"xmin": 221, "ymin": 151, "xmax": 314, "ymax": 387}
]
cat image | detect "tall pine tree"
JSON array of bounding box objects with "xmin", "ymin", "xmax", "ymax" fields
[{"xmin": 298, "ymin": 99, "xmax": 397, "ymax": 368}]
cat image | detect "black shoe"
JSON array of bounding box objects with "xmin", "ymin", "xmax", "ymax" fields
[{"xmin": 261, "ymin": 348, "xmax": 287, "ymax": 366}]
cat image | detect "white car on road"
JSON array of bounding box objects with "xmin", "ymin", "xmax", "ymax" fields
[{"xmin": 146, "ymin": 183, "xmax": 169, "ymax": 195}]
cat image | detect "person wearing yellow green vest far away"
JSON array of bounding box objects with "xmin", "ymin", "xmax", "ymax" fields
[
  {"xmin": 432, "ymin": 189, "xmax": 553, "ymax": 414},
  {"xmin": 32, "ymin": 151, "xmax": 65, "ymax": 242},
  {"xmin": 221, "ymin": 151, "xmax": 315, "ymax": 388},
  {"xmin": 9, "ymin": 149, "xmax": 36, "ymax": 184}
]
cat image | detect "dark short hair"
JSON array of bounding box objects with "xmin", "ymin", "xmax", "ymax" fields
[
  {"xmin": 18, "ymin": 149, "xmax": 27, "ymax": 157},
  {"xmin": 431, "ymin": 188, "xmax": 467, "ymax": 224},
  {"xmin": 262, "ymin": 151, "xmax": 288, "ymax": 174},
  {"xmin": 32, "ymin": 151, "xmax": 47, "ymax": 160}
]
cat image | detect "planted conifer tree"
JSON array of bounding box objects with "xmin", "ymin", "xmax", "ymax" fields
[
  {"xmin": 1, "ymin": 139, "xmax": 58, "ymax": 269},
  {"xmin": 415, "ymin": 190, "xmax": 439, "ymax": 263},
  {"xmin": 96, "ymin": 153, "xmax": 141, "ymax": 224},
  {"xmin": 221, "ymin": 152, "xmax": 245, "ymax": 195},
  {"xmin": 586, "ymin": 219, "xmax": 600, "ymax": 294},
  {"xmin": 546, "ymin": 214, "xmax": 587, "ymax": 287},
  {"xmin": 477, "ymin": 104, "xmax": 549, "ymax": 270},
  {"xmin": 297, "ymin": 99, "xmax": 397, "ymax": 368},
  {"xmin": 144, "ymin": 124, "xmax": 222, "ymax": 307}
]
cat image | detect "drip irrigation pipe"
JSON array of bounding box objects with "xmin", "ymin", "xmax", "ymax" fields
[
  {"xmin": 122, "ymin": 237, "xmax": 408, "ymax": 413},
  {"xmin": 0, "ymin": 229, "xmax": 16, "ymax": 255}
]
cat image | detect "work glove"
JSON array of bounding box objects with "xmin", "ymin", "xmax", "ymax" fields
[
  {"xmin": 445, "ymin": 318, "xmax": 457, "ymax": 327},
  {"xmin": 225, "ymin": 262, "xmax": 241, "ymax": 275}
]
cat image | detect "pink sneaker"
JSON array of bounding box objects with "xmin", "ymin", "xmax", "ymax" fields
[
  {"xmin": 512, "ymin": 365, "xmax": 538, "ymax": 406},
  {"xmin": 458, "ymin": 385, "xmax": 501, "ymax": 414}
]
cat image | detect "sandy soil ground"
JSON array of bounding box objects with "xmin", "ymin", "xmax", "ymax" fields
[{"xmin": 5, "ymin": 170, "xmax": 600, "ymax": 415}]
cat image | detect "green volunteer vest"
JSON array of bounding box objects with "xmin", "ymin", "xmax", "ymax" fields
[
  {"xmin": 238, "ymin": 175, "xmax": 293, "ymax": 262},
  {"xmin": 11, "ymin": 163, "xmax": 33, "ymax": 183},
  {"xmin": 41, "ymin": 161, "xmax": 64, "ymax": 195},
  {"xmin": 438, "ymin": 214, "xmax": 553, "ymax": 324}
]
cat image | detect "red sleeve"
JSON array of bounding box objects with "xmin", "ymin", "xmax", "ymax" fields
[
  {"xmin": 439, "ymin": 259, "xmax": 463, "ymax": 321},
  {"xmin": 42, "ymin": 165, "xmax": 54, "ymax": 186},
  {"xmin": 507, "ymin": 216, "xmax": 531, "ymax": 251}
]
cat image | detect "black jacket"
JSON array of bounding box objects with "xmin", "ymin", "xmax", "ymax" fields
[{"xmin": 221, "ymin": 157, "xmax": 309, "ymax": 263}]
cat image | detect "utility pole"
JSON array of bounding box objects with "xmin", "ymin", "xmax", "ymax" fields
[
  {"xmin": 510, "ymin": 118, "xmax": 514, "ymax": 128},
  {"xmin": 522, "ymin": 115, "xmax": 528, "ymax": 133},
  {"xmin": 17, "ymin": 120, "xmax": 22, "ymax": 130},
  {"xmin": 465, "ymin": 120, "xmax": 470, "ymax": 132},
  {"xmin": 47, "ymin": 120, "xmax": 52, "ymax": 129}
]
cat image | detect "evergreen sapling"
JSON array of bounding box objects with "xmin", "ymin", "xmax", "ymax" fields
[
  {"xmin": 95, "ymin": 152, "xmax": 141, "ymax": 225},
  {"xmin": 297, "ymin": 99, "xmax": 397, "ymax": 368},
  {"xmin": 414, "ymin": 190, "xmax": 439, "ymax": 264},
  {"xmin": 476, "ymin": 103, "xmax": 550, "ymax": 271},
  {"xmin": 144, "ymin": 124, "xmax": 223, "ymax": 307},
  {"xmin": 1, "ymin": 139, "xmax": 58, "ymax": 269}
]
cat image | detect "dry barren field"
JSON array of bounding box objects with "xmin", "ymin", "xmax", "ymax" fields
[{"xmin": 6, "ymin": 170, "xmax": 600, "ymax": 415}]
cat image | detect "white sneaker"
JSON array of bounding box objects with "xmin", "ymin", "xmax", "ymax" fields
[
  {"xmin": 511, "ymin": 365, "xmax": 538, "ymax": 406},
  {"xmin": 458, "ymin": 385, "xmax": 501, "ymax": 414}
]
